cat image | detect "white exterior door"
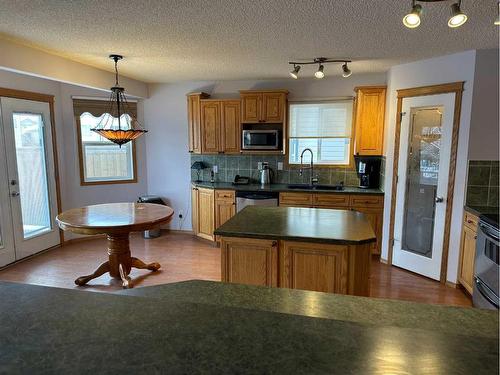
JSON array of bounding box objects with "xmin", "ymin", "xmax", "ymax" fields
[
  {"xmin": 393, "ymin": 93, "xmax": 455, "ymax": 280},
  {"xmin": 0, "ymin": 97, "xmax": 60, "ymax": 264}
]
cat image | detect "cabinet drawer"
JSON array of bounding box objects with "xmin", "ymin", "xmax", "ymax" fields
[
  {"xmin": 349, "ymin": 195, "xmax": 384, "ymax": 208},
  {"xmin": 279, "ymin": 192, "xmax": 312, "ymax": 206},
  {"xmin": 464, "ymin": 211, "xmax": 479, "ymax": 231},
  {"xmin": 215, "ymin": 190, "xmax": 235, "ymax": 201},
  {"xmin": 313, "ymin": 193, "xmax": 349, "ymax": 208}
]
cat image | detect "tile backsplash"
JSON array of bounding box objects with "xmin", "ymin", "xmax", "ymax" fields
[
  {"xmin": 466, "ymin": 160, "xmax": 499, "ymax": 207},
  {"xmin": 190, "ymin": 154, "xmax": 363, "ymax": 186}
]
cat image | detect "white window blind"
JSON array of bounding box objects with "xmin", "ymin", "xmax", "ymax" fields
[{"xmin": 288, "ymin": 100, "xmax": 353, "ymax": 165}]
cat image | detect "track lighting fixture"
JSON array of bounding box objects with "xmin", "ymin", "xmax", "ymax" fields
[
  {"xmin": 289, "ymin": 65, "xmax": 300, "ymax": 79},
  {"xmin": 448, "ymin": 1, "xmax": 468, "ymax": 27},
  {"xmin": 403, "ymin": 1, "xmax": 422, "ymax": 28},
  {"xmin": 403, "ymin": 0, "xmax": 468, "ymax": 29},
  {"xmin": 288, "ymin": 58, "xmax": 352, "ymax": 79},
  {"xmin": 342, "ymin": 63, "xmax": 352, "ymax": 78},
  {"xmin": 314, "ymin": 64, "xmax": 325, "ymax": 79}
]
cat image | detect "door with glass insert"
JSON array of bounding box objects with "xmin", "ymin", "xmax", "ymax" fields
[
  {"xmin": 0, "ymin": 97, "xmax": 59, "ymax": 262},
  {"xmin": 393, "ymin": 93, "xmax": 455, "ymax": 280}
]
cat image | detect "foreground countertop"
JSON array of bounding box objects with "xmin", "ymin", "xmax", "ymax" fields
[
  {"xmin": 192, "ymin": 181, "xmax": 384, "ymax": 195},
  {"xmin": 0, "ymin": 280, "xmax": 497, "ymax": 374},
  {"xmin": 214, "ymin": 206, "xmax": 376, "ymax": 244}
]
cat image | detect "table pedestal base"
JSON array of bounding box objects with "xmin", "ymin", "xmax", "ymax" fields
[{"xmin": 75, "ymin": 234, "xmax": 160, "ymax": 288}]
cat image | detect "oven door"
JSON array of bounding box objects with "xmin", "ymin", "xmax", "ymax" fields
[
  {"xmin": 242, "ymin": 130, "xmax": 279, "ymax": 150},
  {"xmin": 475, "ymin": 222, "xmax": 499, "ymax": 297}
]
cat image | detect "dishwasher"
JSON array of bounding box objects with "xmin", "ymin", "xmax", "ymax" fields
[{"xmin": 236, "ymin": 191, "xmax": 279, "ymax": 213}]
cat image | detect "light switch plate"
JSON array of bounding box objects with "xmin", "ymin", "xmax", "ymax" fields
[
  {"xmin": 277, "ymin": 162, "xmax": 284, "ymax": 170},
  {"xmin": 213, "ymin": 165, "xmax": 218, "ymax": 173},
  {"xmin": 257, "ymin": 162, "xmax": 263, "ymax": 170}
]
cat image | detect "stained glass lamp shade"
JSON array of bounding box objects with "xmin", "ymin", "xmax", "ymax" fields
[{"xmin": 91, "ymin": 55, "xmax": 147, "ymax": 147}]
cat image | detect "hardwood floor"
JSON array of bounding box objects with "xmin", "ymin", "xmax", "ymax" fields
[{"xmin": 0, "ymin": 231, "xmax": 471, "ymax": 306}]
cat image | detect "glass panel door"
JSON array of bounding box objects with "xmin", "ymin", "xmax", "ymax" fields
[
  {"xmin": 392, "ymin": 93, "xmax": 455, "ymax": 281},
  {"xmin": 1, "ymin": 97, "xmax": 60, "ymax": 260},
  {"xmin": 12, "ymin": 112, "xmax": 52, "ymax": 238},
  {"xmin": 402, "ymin": 107, "xmax": 443, "ymax": 258}
]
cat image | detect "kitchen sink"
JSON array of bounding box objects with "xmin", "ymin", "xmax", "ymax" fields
[{"xmin": 286, "ymin": 184, "xmax": 344, "ymax": 191}]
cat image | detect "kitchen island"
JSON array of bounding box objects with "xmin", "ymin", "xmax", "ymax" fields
[
  {"xmin": 1, "ymin": 280, "xmax": 497, "ymax": 374},
  {"xmin": 214, "ymin": 206, "xmax": 376, "ymax": 296}
]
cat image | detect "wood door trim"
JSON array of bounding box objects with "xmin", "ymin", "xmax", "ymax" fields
[
  {"xmin": 387, "ymin": 82, "xmax": 464, "ymax": 283},
  {"xmin": 0, "ymin": 87, "xmax": 64, "ymax": 243}
]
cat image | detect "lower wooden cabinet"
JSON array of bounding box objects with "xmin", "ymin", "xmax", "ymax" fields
[
  {"xmin": 192, "ymin": 186, "xmax": 236, "ymax": 242},
  {"xmin": 351, "ymin": 207, "xmax": 382, "ymax": 254},
  {"xmin": 221, "ymin": 237, "xmax": 278, "ymax": 287},
  {"xmin": 458, "ymin": 211, "xmax": 478, "ymax": 295},
  {"xmin": 280, "ymin": 241, "xmax": 348, "ymax": 294},
  {"xmin": 220, "ymin": 237, "xmax": 371, "ymax": 296}
]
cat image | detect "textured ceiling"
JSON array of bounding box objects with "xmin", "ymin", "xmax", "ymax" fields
[{"xmin": 0, "ymin": 0, "xmax": 497, "ymax": 83}]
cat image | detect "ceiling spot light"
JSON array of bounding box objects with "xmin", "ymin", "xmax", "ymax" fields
[
  {"xmin": 314, "ymin": 64, "xmax": 325, "ymax": 79},
  {"xmin": 448, "ymin": 2, "xmax": 468, "ymax": 28},
  {"xmin": 289, "ymin": 65, "xmax": 300, "ymax": 79},
  {"xmin": 342, "ymin": 63, "xmax": 352, "ymax": 78},
  {"xmin": 403, "ymin": 2, "xmax": 422, "ymax": 28}
]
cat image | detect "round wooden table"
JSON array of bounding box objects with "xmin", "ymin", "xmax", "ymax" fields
[{"xmin": 56, "ymin": 202, "xmax": 174, "ymax": 288}]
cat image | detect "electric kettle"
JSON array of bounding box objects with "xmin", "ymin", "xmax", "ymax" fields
[{"xmin": 259, "ymin": 165, "xmax": 273, "ymax": 185}]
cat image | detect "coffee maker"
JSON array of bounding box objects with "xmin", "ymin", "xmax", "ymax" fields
[{"xmin": 354, "ymin": 156, "xmax": 382, "ymax": 189}]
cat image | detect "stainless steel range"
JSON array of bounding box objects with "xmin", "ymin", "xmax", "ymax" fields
[{"xmin": 473, "ymin": 213, "xmax": 499, "ymax": 310}]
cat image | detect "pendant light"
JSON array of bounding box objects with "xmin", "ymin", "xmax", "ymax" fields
[
  {"xmin": 91, "ymin": 54, "xmax": 147, "ymax": 147},
  {"xmin": 403, "ymin": 1, "xmax": 422, "ymax": 28},
  {"xmin": 448, "ymin": 1, "xmax": 468, "ymax": 28}
]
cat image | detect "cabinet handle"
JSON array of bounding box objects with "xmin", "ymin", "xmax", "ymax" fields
[
  {"xmin": 271, "ymin": 241, "xmax": 278, "ymax": 247},
  {"xmin": 474, "ymin": 235, "xmax": 477, "ymax": 240},
  {"xmin": 467, "ymin": 220, "xmax": 473, "ymax": 224}
]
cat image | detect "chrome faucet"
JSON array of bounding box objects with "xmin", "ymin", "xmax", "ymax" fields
[{"xmin": 299, "ymin": 148, "xmax": 318, "ymax": 186}]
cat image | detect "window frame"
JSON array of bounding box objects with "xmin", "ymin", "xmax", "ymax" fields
[
  {"xmin": 285, "ymin": 99, "xmax": 355, "ymax": 169},
  {"xmin": 75, "ymin": 114, "xmax": 137, "ymax": 186}
]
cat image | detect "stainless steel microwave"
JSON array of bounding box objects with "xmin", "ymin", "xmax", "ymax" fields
[{"xmin": 242, "ymin": 130, "xmax": 279, "ymax": 150}]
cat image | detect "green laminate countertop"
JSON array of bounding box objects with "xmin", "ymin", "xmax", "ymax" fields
[
  {"xmin": 192, "ymin": 181, "xmax": 384, "ymax": 195},
  {"xmin": 214, "ymin": 206, "xmax": 376, "ymax": 244},
  {"xmin": 464, "ymin": 205, "xmax": 499, "ymax": 217},
  {"xmin": 0, "ymin": 280, "xmax": 497, "ymax": 374}
]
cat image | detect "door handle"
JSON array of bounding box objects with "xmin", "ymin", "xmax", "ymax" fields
[
  {"xmin": 435, "ymin": 196, "xmax": 444, "ymax": 203},
  {"xmin": 11, "ymin": 191, "xmax": 20, "ymax": 197}
]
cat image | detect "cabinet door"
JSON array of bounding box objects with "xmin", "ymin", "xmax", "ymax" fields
[
  {"xmin": 262, "ymin": 93, "xmax": 284, "ymax": 123},
  {"xmin": 201, "ymin": 101, "xmax": 220, "ymax": 153},
  {"xmin": 221, "ymin": 237, "xmax": 278, "ymax": 286},
  {"xmin": 191, "ymin": 187, "xmax": 199, "ymax": 235},
  {"xmin": 241, "ymin": 93, "xmax": 261, "ymax": 123},
  {"xmin": 221, "ymin": 101, "xmax": 241, "ymax": 154},
  {"xmin": 352, "ymin": 207, "xmax": 382, "ymax": 254},
  {"xmin": 187, "ymin": 95, "xmax": 202, "ymax": 153},
  {"xmin": 197, "ymin": 188, "xmax": 215, "ymax": 241},
  {"xmin": 280, "ymin": 241, "xmax": 348, "ymax": 293},
  {"xmin": 215, "ymin": 191, "xmax": 236, "ymax": 229},
  {"xmin": 459, "ymin": 225, "xmax": 477, "ymax": 295},
  {"xmin": 354, "ymin": 87, "xmax": 386, "ymax": 155}
]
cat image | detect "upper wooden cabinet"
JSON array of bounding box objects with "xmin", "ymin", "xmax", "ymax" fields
[
  {"xmin": 353, "ymin": 86, "xmax": 386, "ymax": 156},
  {"xmin": 240, "ymin": 90, "xmax": 288, "ymax": 124},
  {"xmin": 187, "ymin": 93, "xmax": 241, "ymax": 154},
  {"xmin": 187, "ymin": 93, "xmax": 209, "ymax": 153}
]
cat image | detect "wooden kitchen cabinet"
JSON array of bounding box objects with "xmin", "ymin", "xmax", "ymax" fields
[
  {"xmin": 191, "ymin": 187, "xmax": 215, "ymax": 241},
  {"xmin": 221, "ymin": 237, "xmax": 278, "ymax": 287},
  {"xmin": 240, "ymin": 90, "xmax": 287, "ymax": 123},
  {"xmin": 188, "ymin": 94, "xmax": 241, "ymax": 154},
  {"xmin": 352, "ymin": 207, "xmax": 382, "ymax": 254},
  {"xmin": 187, "ymin": 93, "xmax": 209, "ymax": 154},
  {"xmin": 200, "ymin": 100, "xmax": 221, "ymax": 154},
  {"xmin": 459, "ymin": 211, "xmax": 479, "ymax": 295},
  {"xmin": 220, "ymin": 101, "xmax": 241, "ymax": 154},
  {"xmin": 354, "ymin": 86, "xmax": 386, "ymax": 156},
  {"xmin": 215, "ymin": 190, "xmax": 236, "ymax": 229}
]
